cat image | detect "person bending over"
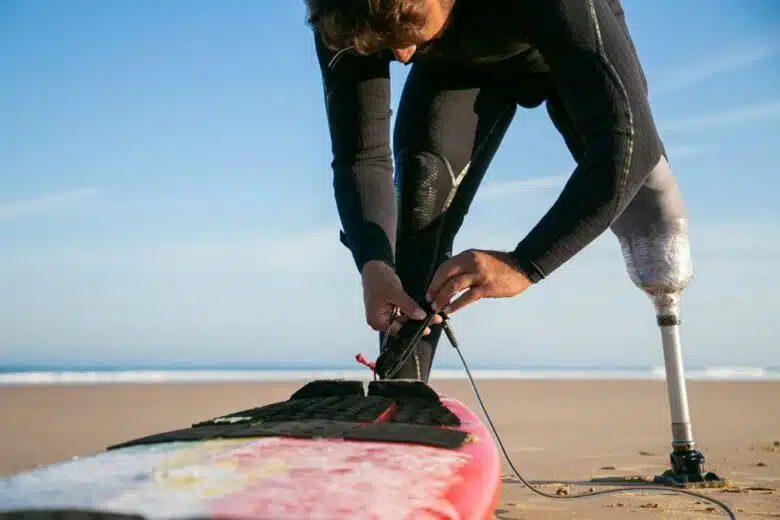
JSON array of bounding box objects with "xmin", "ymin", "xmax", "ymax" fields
[{"xmin": 304, "ymin": 0, "xmax": 689, "ymax": 381}]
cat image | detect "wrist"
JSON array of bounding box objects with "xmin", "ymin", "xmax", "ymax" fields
[
  {"xmin": 506, "ymin": 249, "xmax": 544, "ymax": 284},
  {"xmin": 360, "ymin": 259, "xmax": 395, "ymax": 278},
  {"xmin": 340, "ymin": 230, "xmax": 396, "ymax": 275}
]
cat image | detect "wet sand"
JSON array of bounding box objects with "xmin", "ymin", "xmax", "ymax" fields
[{"xmin": 1, "ymin": 379, "xmax": 778, "ymax": 519}]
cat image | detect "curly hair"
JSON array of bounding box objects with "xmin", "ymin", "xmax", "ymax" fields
[{"xmin": 304, "ymin": 0, "xmax": 431, "ymax": 56}]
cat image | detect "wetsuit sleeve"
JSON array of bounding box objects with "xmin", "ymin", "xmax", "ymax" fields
[
  {"xmin": 313, "ymin": 33, "xmax": 397, "ymax": 272},
  {"xmin": 508, "ymin": 0, "xmax": 664, "ymax": 282}
]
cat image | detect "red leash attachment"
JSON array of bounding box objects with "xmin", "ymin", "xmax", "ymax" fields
[{"xmin": 355, "ymin": 353, "xmax": 377, "ymax": 373}]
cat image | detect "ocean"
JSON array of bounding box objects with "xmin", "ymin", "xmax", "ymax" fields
[{"xmin": 1, "ymin": 365, "xmax": 778, "ymax": 385}]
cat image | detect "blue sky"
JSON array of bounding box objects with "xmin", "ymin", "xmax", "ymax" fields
[{"xmin": 1, "ymin": 0, "xmax": 779, "ymax": 369}]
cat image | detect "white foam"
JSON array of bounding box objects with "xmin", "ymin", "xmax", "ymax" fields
[
  {"xmin": 0, "ymin": 370, "xmax": 373, "ymax": 385},
  {"xmin": 651, "ymin": 366, "xmax": 773, "ymax": 380},
  {"xmin": 0, "ymin": 366, "xmax": 777, "ymax": 386}
]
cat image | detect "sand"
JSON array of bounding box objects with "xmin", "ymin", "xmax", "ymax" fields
[{"xmin": 1, "ymin": 379, "xmax": 778, "ymax": 519}]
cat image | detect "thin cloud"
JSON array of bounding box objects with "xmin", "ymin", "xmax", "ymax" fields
[
  {"xmin": 661, "ymin": 100, "xmax": 780, "ymax": 133},
  {"xmin": 0, "ymin": 188, "xmax": 99, "ymax": 220},
  {"xmin": 667, "ymin": 145, "xmax": 705, "ymax": 160},
  {"xmin": 2, "ymin": 225, "xmax": 351, "ymax": 276},
  {"xmin": 479, "ymin": 176, "xmax": 567, "ymax": 198},
  {"xmin": 654, "ymin": 38, "xmax": 780, "ymax": 93}
]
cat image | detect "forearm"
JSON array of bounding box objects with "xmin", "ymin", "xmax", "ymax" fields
[
  {"xmin": 510, "ymin": 0, "xmax": 664, "ymax": 282},
  {"xmin": 510, "ymin": 139, "xmax": 641, "ymax": 281},
  {"xmin": 314, "ymin": 32, "xmax": 396, "ymax": 271},
  {"xmin": 332, "ymin": 156, "xmax": 397, "ymax": 271},
  {"xmin": 327, "ymin": 82, "xmax": 397, "ymax": 271}
]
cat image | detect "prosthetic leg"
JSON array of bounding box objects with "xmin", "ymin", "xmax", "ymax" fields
[{"xmin": 614, "ymin": 158, "xmax": 728, "ymax": 488}]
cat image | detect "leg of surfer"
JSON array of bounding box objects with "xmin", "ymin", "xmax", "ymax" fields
[
  {"xmin": 609, "ymin": 158, "xmax": 707, "ymax": 478},
  {"xmin": 384, "ymin": 61, "xmax": 518, "ymax": 381},
  {"xmin": 547, "ymin": 60, "xmax": 722, "ymax": 483}
]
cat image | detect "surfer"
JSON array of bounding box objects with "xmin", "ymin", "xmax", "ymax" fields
[{"xmin": 305, "ymin": 0, "xmax": 689, "ymax": 381}]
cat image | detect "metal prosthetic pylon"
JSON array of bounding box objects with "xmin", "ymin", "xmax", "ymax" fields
[{"xmin": 618, "ymin": 217, "xmax": 728, "ymax": 488}]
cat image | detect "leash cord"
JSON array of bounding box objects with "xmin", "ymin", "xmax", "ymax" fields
[{"xmin": 438, "ymin": 316, "xmax": 738, "ymax": 519}]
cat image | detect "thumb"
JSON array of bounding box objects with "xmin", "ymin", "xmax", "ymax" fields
[{"xmin": 388, "ymin": 283, "xmax": 427, "ymax": 321}]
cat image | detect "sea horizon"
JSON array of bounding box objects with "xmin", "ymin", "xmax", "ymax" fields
[{"xmin": 1, "ymin": 363, "xmax": 778, "ymax": 385}]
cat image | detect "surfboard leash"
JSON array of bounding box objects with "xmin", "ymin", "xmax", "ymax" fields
[
  {"xmin": 356, "ymin": 311, "xmax": 738, "ymax": 519},
  {"xmin": 440, "ymin": 314, "xmax": 738, "ymax": 519}
]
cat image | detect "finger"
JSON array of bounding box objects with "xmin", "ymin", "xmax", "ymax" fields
[
  {"xmin": 388, "ymin": 320, "xmax": 403, "ymax": 336},
  {"xmin": 366, "ymin": 304, "xmax": 398, "ymax": 332},
  {"xmin": 390, "ymin": 287, "xmax": 427, "ymax": 321},
  {"xmin": 385, "ymin": 308, "xmax": 407, "ymax": 336},
  {"xmin": 443, "ymin": 286, "xmax": 484, "ymax": 315},
  {"xmin": 426, "ymin": 255, "xmax": 468, "ymax": 304},
  {"xmin": 431, "ymin": 273, "xmax": 475, "ymax": 312},
  {"xmin": 394, "ymin": 314, "xmax": 410, "ymax": 325},
  {"xmin": 429, "ymin": 314, "xmax": 444, "ymax": 326},
  {"xmin": 367, "ymin": 313, "xmax": 388, "ymax": 332},
  {"xmin": 387, "ymin": 318, "xmax": 429, "ymax": 337}
]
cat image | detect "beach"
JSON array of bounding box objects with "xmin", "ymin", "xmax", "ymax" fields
[{"xmin": 1, "ymin": 379, "xmax": 778, "ymax": 519}]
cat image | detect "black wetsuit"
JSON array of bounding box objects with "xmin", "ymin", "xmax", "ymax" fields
[{"xmin": 313, "ymin": 0, "xmax": 670, "ymax": 380}]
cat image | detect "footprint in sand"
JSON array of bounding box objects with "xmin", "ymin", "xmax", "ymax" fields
[
  {"xmin": 494, "ymin": 507, "xmax": 524, "ymax": 520},
  {"xmin": 721, "ymin": 486, "xmax": 778, "ymax": 495},
  {"xmin": 749, "ymin": 441, "xmax": 780, "ymax": 454}
]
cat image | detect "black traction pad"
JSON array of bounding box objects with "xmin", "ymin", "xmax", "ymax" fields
[
  {"xmin": 108, "ymin": 419, "xmax": 469, "ymax": 451},
  {"xmin": 0, "ymin": 512, "xmax": 145, "ymax": 519},
  {"xmin": 106, "ymin": 425, "xmax": 237, "ymax": 450},
  {"xmin": 344, "ymin": 422, "xmax": 470, "ymax": 449},
  {"xmin": 368, "ymin": 379, "xmax": 461, "ymax": 426},
  {"xmin": 221, "ymin": 419, "xmax": 362, "ymax": 440},
  {"xmin": 222, "ymin": 419, "xmax": 470, "ymax": 449},
  {"xmin": 368, "ymin": 379, "xmax": 441, "ymax": 401},
  {"xmin": 223, "ymin": 419, "xmax": 470, "ymax": 449},
  {"xmin": 193, "ymin": 379, "xmax": 459, "ymax": 428},
  {"xmin": 192, "ymin": 394, "xmax": 396, "ymax": 427},
  {"xmin": 289, "ymin": 379, "xmax": 365, "ymax": 399},
  {"xmin": 107, "ymin": 379, "xmax": 467, "ymax": 451}
]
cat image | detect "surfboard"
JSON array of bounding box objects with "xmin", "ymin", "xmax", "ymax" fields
[{"xmin": 0, "ymin": 379, "xmax": 501, "ymax": 520}]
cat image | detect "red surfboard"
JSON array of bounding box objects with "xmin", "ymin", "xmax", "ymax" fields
[{"xmin": 0, "ymin": 379, "xmax": 502, "ymax": 520}]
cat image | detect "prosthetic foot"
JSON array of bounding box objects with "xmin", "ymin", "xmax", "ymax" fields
[{"xmin": 618, "ymin": 218, "xmax": 729, "ymax": 488}]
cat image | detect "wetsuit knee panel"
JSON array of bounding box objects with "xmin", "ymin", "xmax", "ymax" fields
[{"xmin": 395, "ymin": 149, "xmax": 466, "ymax": 233}]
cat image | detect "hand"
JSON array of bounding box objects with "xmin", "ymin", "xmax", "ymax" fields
[
  {"xmin": 361, "ymin": 260, "xmax": 442, "ymax": 336},
  {"xmin": 425, "ymin": 249, "xmax": 533, "ymax": 315}
]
